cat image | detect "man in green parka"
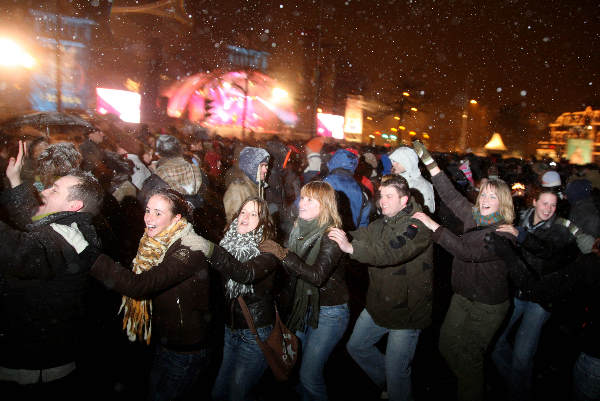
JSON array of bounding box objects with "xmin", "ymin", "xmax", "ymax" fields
[{"xmin": 329, "ymin": 174, "xmax": 433, "ymax": 401}]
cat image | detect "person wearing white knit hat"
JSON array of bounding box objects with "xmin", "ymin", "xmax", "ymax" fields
[{"xmin": 541, "ymin": 171, "xmax": 561, "ymax": 188}]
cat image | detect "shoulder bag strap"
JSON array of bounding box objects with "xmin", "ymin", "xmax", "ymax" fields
[{"xmin": 237, "ymin": 296, "xmax": 259, "ymax": 337}]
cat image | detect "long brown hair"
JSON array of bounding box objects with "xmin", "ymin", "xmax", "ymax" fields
[
  {"xmin": 475, "ymin": 178, "xmax": 515, "ymax": 224},
  {"xmin": 224, "ymin": 196, "xmax": 276, "ymax": 243},
  {"xmin": 299, "ymin": 181, "xmax": 342, "ymax": 229}
]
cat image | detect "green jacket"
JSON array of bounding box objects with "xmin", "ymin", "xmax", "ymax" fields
[{"xmin": 350, "ymin": 199, "xmax": 433, "ymax": 329}]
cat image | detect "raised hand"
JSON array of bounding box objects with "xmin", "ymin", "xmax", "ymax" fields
[
  {"xmin": 6, "ymin": 140, "xmax": 27, "ymax": 188},
  {"xmin": 412, "ymin": 140, "xmax": 439, "ymax": 174}
]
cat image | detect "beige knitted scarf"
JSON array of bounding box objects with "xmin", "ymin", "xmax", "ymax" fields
[{"xmin": 119, "ymin": 218, "xmax": 190, "ymax": 344}]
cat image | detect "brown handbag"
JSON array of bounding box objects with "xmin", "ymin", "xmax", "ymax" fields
[{"xmin": 237, "ymin": 297, "xmax": 299, "ymax": 381}]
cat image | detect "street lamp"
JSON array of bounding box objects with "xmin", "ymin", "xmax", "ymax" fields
[{"xmin": 458, "ymin": 99, "xmax": 478, "ymax": 152}]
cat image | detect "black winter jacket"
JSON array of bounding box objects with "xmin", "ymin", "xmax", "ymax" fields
[
  {"xmin": 89, "ymin": 235, "xmax": 211, "ymax": 350},
  {"xmin": 209, "ymin": 244, "xmax": 281, "ymax": 329},
  {"xmin": 516, "ymin": 208, "xmax": 579, "ymax": 286},
  {"xmin": 0, "ymin": 185, "xmax": 100, "ymax": 369},
  {"xmin": 282, "ymin": 235, "xmax": 348, "ymax": 307}
]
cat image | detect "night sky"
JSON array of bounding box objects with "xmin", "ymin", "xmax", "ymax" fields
[
  {"xmin": 5, "ymin": 0, "xmax": 600, "ymax": 149},
  {"xmin": 189, "ymin": 0, "xmax": 600, "ymax": 148}
]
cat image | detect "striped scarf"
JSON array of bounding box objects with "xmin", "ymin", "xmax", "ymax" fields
[
  {"xmin": 119, "ymin": 219, "xmax": 190, "ymax": 344},
  {"xmin": 472, "ymin": 208, "xmax": 504, "ymax": 227}
]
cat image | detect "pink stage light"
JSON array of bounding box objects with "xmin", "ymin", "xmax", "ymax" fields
[{"xmin": 96, "ymin": 88, "xmax": 141, "ymax": 123}]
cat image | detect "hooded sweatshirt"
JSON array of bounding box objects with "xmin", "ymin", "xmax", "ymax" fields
[
  {"xmin": 389, "ymin": 147, "xmax": 435, "ymax": 213},
  {"xmin": 223, "ymin": 147, "xmax": 270, "ymax": 223}
]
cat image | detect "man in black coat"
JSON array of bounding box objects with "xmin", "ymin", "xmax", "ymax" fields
[{"xmin": 0, "ymin": 141, "xmax": 103, "ymax": 400}]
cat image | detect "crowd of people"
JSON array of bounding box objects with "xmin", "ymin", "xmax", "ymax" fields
[{"xmin": 0, "ymin": 122, "xmax": 599, "ymax": 401}]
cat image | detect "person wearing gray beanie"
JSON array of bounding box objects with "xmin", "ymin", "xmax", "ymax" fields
[{"xmin": 223, "ymin": 147, "xmax": 270, "ymax": 223}]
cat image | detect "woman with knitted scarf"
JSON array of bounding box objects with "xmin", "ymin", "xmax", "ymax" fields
[
  {"xmin": 52, "ymin": 188, "xmax": 213, "ymax": 401},
  {"xmin": 205, "ymin": 196, "xmax": 283, "ymax": 401},
  {"xmin": 411, "ymin": 140, "xmax": 516, "ymax": 401},
  {"xmin": 261, "ymin": 181, "xmax": 349, "ymax": 401}
]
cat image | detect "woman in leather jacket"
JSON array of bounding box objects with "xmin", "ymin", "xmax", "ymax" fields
[
  {"xmin": 52, "ymin": 188, "xmax": 213, "ymax": 401},
  {"xmin": 263, "ymin": 181, "xmax": 349, "ymax": 401},
  {"xmin": 207, "ymin": 196, "xmax": 282, "ymax": 401}
]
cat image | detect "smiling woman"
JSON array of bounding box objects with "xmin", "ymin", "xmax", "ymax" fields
[
  {"xmin": 52, "ymin": 188, "xmax": 213, "ymax": 401},
  {"xmin": 411, "ymin": 140, "xmax": 515, "ymax": 401},
  {"xmin": 205, "ymin": 196, "xmax": 282, "ymax": 401}
]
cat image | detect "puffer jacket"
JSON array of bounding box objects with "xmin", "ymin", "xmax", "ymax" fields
[
  {"xmin": 431, "ymin": 171, "xmax": 513, "ymax": 305},
  {"xmin": 0, "ymin": 184, "xmax": 101, "ymax": 369},
  {"xmin": 208, "ymin": 244, "xmax": 281, "ymax": 329},
  {"xmin": 350, "ymin": 199, "xmax": 433, "ymax": 329},
  {"xmin": 88, "ymin": 233, "xmax": 212, "ymax": 350},
  {"xmin": 513, "ymin": 208, "xmax": 580, "ymax": 308},
  {"xmin": 282, "ymin": 235, "xmax": 348, "ymax": 307},
  {"xmin": 325, "ymin": 149, "xmax": 371, "ymax": 229}
]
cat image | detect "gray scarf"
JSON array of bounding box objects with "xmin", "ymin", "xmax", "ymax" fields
[{"xmin": 219, "ymin": 218, "xmax": 263, "ymax": 299}]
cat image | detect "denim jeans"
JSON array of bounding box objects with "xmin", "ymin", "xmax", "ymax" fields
[
  {"xmin": 295, "ymin": 304, "xmax": 350, "ymax": 401},
  {"xmin": 346, "ymin": 309, "xmax": 421, "ymax": 401},
  {"xmin": 439, "ymin": 293, "xmax": 509, "ymax": 401},
  {"xmin": 573, "ymin": 352, "xmax": 600, "ymax": 401},
  {"xmin": 147, "ymin": 344, "xmax": 210, "ymax": 401},
  {"xmin": 211, "ymin": 324, "xmax": 272, "ymax": 401},
  {"xmin": 492, "ymin": 298, "xmax": 551, "ymax": 401}
]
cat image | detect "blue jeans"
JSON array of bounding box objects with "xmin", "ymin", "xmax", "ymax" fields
[
  {"xmin": 346, "ymin": 309, "xmax": 421, "ymax": 401},
  {"xmin": 211, "ymin": 325, "xmax": 272, "ymax": 401},
  {"xmin": 492, "ymin": 298, "xmax": 551, "ymax": 401},
  {"xmin": 573, "ymin": 352, "xmax": 600, "ymax": 401},
  {"xmin": 147, "ymin": 344, "xmax": 210, "ymax": 401},
  {"xmin": 295, "ymin": 304, "xmax": 350, "ymax": 401}
]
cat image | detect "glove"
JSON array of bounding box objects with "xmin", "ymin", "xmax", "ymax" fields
[
  {"xmin": 412, "ymin": 140, "xmax": 438, "ymax": 171},
  {"xmin": 51, "ymin": 222, "xmax": 89, "ymax": 254},
  {"xmin": 259, "ymin": 239, "xmax": 288, "ymax": 261}
]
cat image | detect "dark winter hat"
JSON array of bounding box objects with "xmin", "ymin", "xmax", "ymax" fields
[
  {"xmin": 155, "ymin": 134, "xmax": 182, "ymax": 158},
  {"xmin": 565, "ymin": 179, "xmax": 592, "ymax": 204},
  {"xmin": 238, "ymin": 146, "xmax": 270, "ymax": 183}
]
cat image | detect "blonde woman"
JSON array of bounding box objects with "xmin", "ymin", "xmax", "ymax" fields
[
  {"xmin": 411, "ymin": 141, "xmax": 515, "ymax": 401},
  {"xmin": 262, "ymin": 181, "xmax": 348, "ymax": 401}
]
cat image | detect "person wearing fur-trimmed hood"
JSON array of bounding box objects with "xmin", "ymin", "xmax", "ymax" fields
[
  {"xmin": 389, "ymin": 146, "xmax": 435, "ymax": 213},
  {"xmin": 223, "ymin": 146, "xmax": 270, "ymax": 223}
]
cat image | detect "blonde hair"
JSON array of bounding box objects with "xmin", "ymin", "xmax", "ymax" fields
[
  {"xmin": 299, "ymin": 181, "xmax": 342, "ymax": 229},
  {"xmin": 476, "ymin": 178, "xmax": 515, "ymax": 224}
]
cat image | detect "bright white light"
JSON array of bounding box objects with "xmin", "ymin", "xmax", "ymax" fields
[
  {"xmin": 317, "ymin": 113, "xmax": 345, "ymax": 139},
  {"xmin": 271, "ymin": 87, "xmax": 289, "ymax": 101},
  {"xmin": 96, "ymin": 88, "xmax": 141, "ymax": 123},
  {"xmin": 0, "ymin": 38, "xmax": 35, "ymax": 69}
]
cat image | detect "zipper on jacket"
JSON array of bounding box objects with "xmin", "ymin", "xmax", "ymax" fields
[{"xmin": 176, "ymin": 297, "xmax": 184, "ymax": 328}]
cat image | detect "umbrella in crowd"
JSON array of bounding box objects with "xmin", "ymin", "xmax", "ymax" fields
[{"xmin": 0, "ymin": 111, "xmax": 95, "ymax": 131}]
